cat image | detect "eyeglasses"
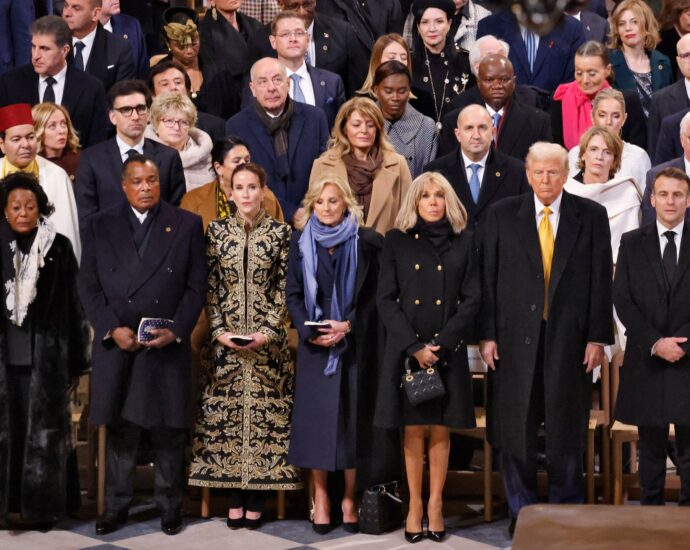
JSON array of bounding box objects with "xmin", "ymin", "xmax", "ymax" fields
[
  {"xmin": 678, "ymin": 52, "xmax": 690, "ymax": 60},
  {"xmin": 112, "ymin": 104, "xmax": 148, "ymax": 117},
  {"xmin": 275, "ymin": 30, "xmax": 309, "ymax": 39},
  {"xmin": 253, "ymin": 75, "xmax": 287, "ymax": 88},
  {"xmin": 161, "ymin": 118, "xmax": 190, "ymax": 129}
]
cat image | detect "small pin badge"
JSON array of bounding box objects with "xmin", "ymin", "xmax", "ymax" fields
[
  {"xmin": 423, "ymin": 76, "xmax": 429, "ymax": 82},
  {"xmin": 123, "ymin": 34, "xmax": 129, "ymax": 40},
  {"xmin": 659, "ymin": 65, "xmax": 663, "ymax": 70},
  {"xmin": 495, "ymin": 171, "xmax": 501, "ymax": 177},
  {"xmin": 320, "ymin": 80, "xmax": 325, "ymax": 86},
  {"xmin": 165, "ymin": 227, "xmax": 172, "ymax": 233}
]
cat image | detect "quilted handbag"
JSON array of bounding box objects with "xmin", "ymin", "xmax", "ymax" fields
[
  {"xmin": 401, "ymin": 355, "xmax": 446, "ymax": 406},
  {"xmin": 358, "ymin": 481, "xmax": 403, "ymax": 535}
]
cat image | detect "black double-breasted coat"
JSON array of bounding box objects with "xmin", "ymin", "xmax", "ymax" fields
[
  {"xmin": 286, "ymin": 227, "xmax": 400, "ymax": 489},
  {"xmin": 481, "ymin": 191, "xmax": 614, "ymax": 461},
  {"xmin": 375, "ymin": 227, "xmax": 481, "ymax": 429},
  {"xmin": 614, "ymin": 223, "xmax": 690, "ymax": 426}
]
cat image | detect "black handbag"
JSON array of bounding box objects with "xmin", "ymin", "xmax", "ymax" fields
[
  {"xmin": 401, "ymin": 354, "xmax": 446, "ymax": 406},
  {"xmin": 358, "ymin": 481, "xmax": 403, "ymax": 535}
]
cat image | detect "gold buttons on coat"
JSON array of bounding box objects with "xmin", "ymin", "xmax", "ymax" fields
[
  {"xmin": 436, "ymin": 299, "xmax": 442, "ymax": 305},
  {"xmin": 437, "ymin": 265, "xmax": 442, "ymax": 271},
  {"xmin": 414, "ymin": 299, "xmax": 420, "ymax": 305},
  {"xmin": 415, "ymin": 264, "xmax": 420, "ymax": 270},
  {"xmin": 415, "ymin": 233, "xmax": 419, "ymax": 239}
]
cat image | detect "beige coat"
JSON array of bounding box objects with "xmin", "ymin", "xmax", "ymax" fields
[{"xmin": 309, "ymin": 149, "xmax": 413, "ymax": 235}]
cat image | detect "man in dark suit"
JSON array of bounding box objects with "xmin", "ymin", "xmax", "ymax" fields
[
  {"xmin": 565, "ymin": 0, "xmax": 609, "ymax": 43},
  {"xmin": 439, "ymin": 54, "xmax": 551, "ymax": 158},
  {"xmin": 648, "ymin": 34, "xmax": 690, "ymax": 157},
  {"xmin": 0, "ymin": 0, "xmax": 35, "ymax": 76},
  {"xmin": 0, "ymin": 16, "xmax": 110, "ymax": 148},
  {"xmin": 75, "ymin": 79, "xmax": 186, "ymax": 225},
  {"xmin": 62, "ymin": 0, "xmax": 135, "ymax": 91},
  {"xmin": 79, "ymin": 154, "xmax": 206, "ymax": 536},
  {"xmin": 426, "ymin": 103, "xmax": 529, "ymax": 245},
  {"xmin": 480, "ymin": 142, "xmax": 613, "ymax": 533},
  {"xmin": 476, "ymin": 10, "xmax": 586, "ymax": 94},
  {"xmin": 614, "ymin": 167, "xmax": 690, "ymax": 506},
  {"xmin": 265, "ymin": 10, "xmax": 344, "ymax": 128},
  {"xmin": 655, "ymin": 107, "xmax": 688, "ymax": 165},
  {"xmin": 226, "ymin": 57, "xmax": 329, "ymax": 222},
  {"xmin": 98, "ymin": 0, "xmax": 148, "ymax": 78},
  {"xmin": 147, "ymin": 60, "xmax": 226, "ymax": 143},
  {"xmin": 642, "ymin": 111, "xmax": 690, "ymax": 225}
]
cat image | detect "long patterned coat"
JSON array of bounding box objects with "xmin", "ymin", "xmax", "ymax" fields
[{"xmin": 188, "ymin": 211, "xmax": 301, "ymax": 490}]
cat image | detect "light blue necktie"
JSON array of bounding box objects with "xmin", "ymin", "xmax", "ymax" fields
[
  {"xmin": 290, "ymin": 73, "xmax": 306, "ymax": 103},
  {"xmin": 74, "ymin": 41, "xmax": 86, "ymax": 71},
  {"xmin": 492, "ymin": 112, "xmax": 501, "ymax": 144},
  {"xmin": 524, "ymin": 30, "xmax": 536, "ymax": 73},
  {"xmin": 469, "ymin": 163, "xmax": 481, "ymax": 203}
]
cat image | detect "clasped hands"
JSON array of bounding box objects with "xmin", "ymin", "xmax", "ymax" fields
[
  {"xmin": 413, "ymin": 344, "xmax": 441, "ymax": 368},
  {"xmin": 310, "ymin": 320, "xmax": 349, "ymax": 348},
  {"xmin": 480, "ymin": 340, "xmax": 605, "ymax": 373},
  {"xmin": 654, "ymin": 337, "xmax": 687, "ymax": 363},
  {"xmin": 112, "ymin": 326, "xmax": 177, "ymax": 351}
]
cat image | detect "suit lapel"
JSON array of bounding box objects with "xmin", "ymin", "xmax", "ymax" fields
[
  {"xmin": 641, "ymin": 223, "xmax": 668, "ymax": 293},
  {"xmin": 366, "ymin": 157, "xmax": 397, "ymax": 228},
  {"xmin": 516, "ymin": 192, "xmax": 542, "ymax": 273},
  {"xmin": 246, "ymin": 109, "xmax": 275, "ymax": 159},
  {"xmin": 62, "ymin": 68, "xmax": 82, "ymax": 111},
  {"xmin": 548, "ymin": 191, "xmax": 581, "ymax": 301},
  {"xmin": 505, "ymin": 15, "xmax": 530, "ymax": 79},
  {"xmin": 307, "ymin": 65, "xmax": 326, "ymax": 107},
  {"xmin": 475, "ymin": 150, "xmax": 505, "ymax": 214},
  {"xmin": 354, "ymin": 233, "xmax": 370, "ymax": 301},
  {"xmin": 531, "ymin": 30, "xmax": 554, "ymax": 78},
  {"xmin": 672, "ymin": 223, "xmax": 690, "ymax": 292},
  {"xmin": 86, "ymin": 25, "xmax": 107, "ymax": 78},
  {"xmin": 451, "ymin": 152, "xmax": 477, "ymax": 217},
  {"xmin": 495, "ymin": 100, "xmax": 521, "ymax": 154},
  {"xmin": 288, "ymin": 104, "xmax": 307, "ymax": 164},
  {"xmin": 104, "ymin": 205, "xmax": 141, "ymax": 281}
]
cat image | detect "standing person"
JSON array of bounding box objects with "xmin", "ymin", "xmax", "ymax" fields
[
  {"xmin": 79, "ymin": 155, "xmax": 206, "ymax": 536},
  {"xmin": 357, "ymin": 33, "xmax": 413, "ymax": 99},
  {"xmin": 375, "ymin": 172, "xmax": 480, "ymax": 543},
  {"xmin": 32, "ymin": 102, "xmax": 82, "ymax": 182},
  {"xmin": 656, "ymin": 0, "xmax": 690, "ymax": 81},
  {"xmin": 480, "ymin": 142, "xmax": 613, "ymax": 535},
  {"xmin": 98, "ymin": 0, "xmax": 148, "ymax": 78},
  {"xmin": 614, "ymin": 167, "xmax": 690, "ymax": 506},
  {"xmin": 286, "ymin": 175, "xmax": 399, "ymax": 534},
  {"xmin": 189, "ymin": 163, "xmax": 301, "ymax": 529},
  {"xmin": 0, "ymin": 172, "xmax": 89, "ymax": 529},
  {"xmin": 309, "ymin": 97, "xmax": 412, "ymax": 235},
  {"xmin": 0, "ymin": 0, "xmax": 34, "ymax": 76}
]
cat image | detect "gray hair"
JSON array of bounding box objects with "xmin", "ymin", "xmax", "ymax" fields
[
  {"xmin": 680, "ymin": 111, "xmax": 690, "ymax": 138},
  {"xmin": 469, "ymin": 35, "xmax": 510, "ymax": 75},
  {"xmin": 525, "ymin": 142, "xmax": 569, "ymax": 172},
  {"xmin": 250, "ymin": 57, "xmax": 288, "ymax": 82}
]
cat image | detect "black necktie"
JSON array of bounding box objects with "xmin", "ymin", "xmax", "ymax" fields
[
  {"xmin": 74, "ymin": 41, "xmax": 86, "ymax": 71},
  {"xmin": 663, "ymin": 230, "xmax": 677, "ymax": 287},
  {"xmin": 43, "ymin": 76, "xmax": 56, "ymax": 103},
  {"xmin": 126, "ymin": 148, "xmax": 139, "ymax": 160}
]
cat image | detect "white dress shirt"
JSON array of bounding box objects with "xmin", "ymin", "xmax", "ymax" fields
[
  {"xmin": 131, "ymin": 207, "xmax": 149, "ymax": 224},
  {"xmin": 116, "ymin": 135, "xmax": 145, "ymax": 162},
  {"xmin": 307, "ymin": 21, "xmax": 316, "ymax": 67},
  {"xmin": 520, "ymin": 24, "xmax": 540, "ymax": 51},
  {"xmin": 103, "ymin": 18, "xmax": 113, "ymax": 33},
  {"xmin": 461, "ymin": 150, "xmax": 489, "ymax": 189},
  {"xmin": 286, "ymin": 62, "xmax": 316, "ymax": 106},
  {"xmin": 38, "ymin": 63, "xmax": 67, "ymax": 105},
  {"xmin": 73, "ymin": 27, "xmax": 97, "ymax": 69},
  {"xmin": 534, "ymin": 191, "xmax": 562, "ymax": 236},
  {"xmin": 657, "ymin": 219, "xmax": 684, "ymax": 262},
  {"xmin": 684, "ymin": 78, "xmax": 690, "ymax": 101}
]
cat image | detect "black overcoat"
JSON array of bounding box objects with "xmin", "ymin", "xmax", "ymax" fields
[
  {"xmin": 374, "ymin": 228, "xmax": 480, "ymax": 429},
  {"xmin": 614, "ymin": 223, "xmax": 690, "ymax": 426},
  {"xmin": 78, "ymin": 202, "xmax": 207, "ymax": 429},
  {"xmin": 0, "ymin": 235, "xmax": 90, "ymax": 522},
  {"xmin": 481, "ymin": 191, "xmax": 614, "ymax": 461},
  {"xmin": 286, "ymin": 227, "xmax": 400, "ymax": 489}
]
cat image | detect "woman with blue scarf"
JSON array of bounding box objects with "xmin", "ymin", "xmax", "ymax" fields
[
  {"xmin": 375, "ymin": 172, "xmax": 480, "ymax": 543},
  {"xmin": 287, "ymin": 175, "xmax": 400, "ymax": 535}
]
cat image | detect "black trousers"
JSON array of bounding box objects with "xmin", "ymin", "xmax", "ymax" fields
[
  {"xmin": 105, "ymin": 419, "xmax": 187, "ymax": 518},
  {"xmin": 638, "ymin": 424, "xmax": 690, "ymax": 505},
  {"xmin": 227, "ymin": 490, "xmax": 268, "ymax": 513}
]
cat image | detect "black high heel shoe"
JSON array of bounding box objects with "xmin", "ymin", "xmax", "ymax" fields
[
  {"xmin": 427, "ymin": 529, "xmax": 446, "ymax": 542},
  {"xmin": 404, "ymin": 515, "xmax": 424, "ymax": 544}
]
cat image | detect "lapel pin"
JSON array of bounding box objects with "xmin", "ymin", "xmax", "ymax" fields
[
  {"xmin": 320, "ymin": 80, "xmax": 325, "ymax": 86},
  {"xmin": 658, "ymin": 65, "xmax": 663, "ymax": 70},
  {"xmin": 496, "ymin": 171, "xmax": 501, "ymax": 177},
  {"xmin": 165, "ymin": 227, "xmax": 172, "ymax": 233},
  {"xmin": 324, "ymin": 33, "xmax": 329, "ymax": 38},
  {"xmin": 123, "ymin": 34, "xmax": 129, "ymax": 40}
]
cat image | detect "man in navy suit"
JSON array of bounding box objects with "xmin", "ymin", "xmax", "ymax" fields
[
  {"xmin": 642, "ymin": 111, "xmax": 690, "ymax": 226},
  {"xmin": 654, "ymin": 108, "xmax": 689, "ymax": 166},
  {"xmin": 62, "ymin": 0, "xmax": 135, "ymax": 91},
  {"xmin": 0, "ymin": 15, "xmax": 110, "ymax": 148},
  {"xmin": 268, "ymin": 11, "xmax": 344, "ymax": 128},
  {"xmin": 565, "ymin": 0, "xmax": 609, "ymax": 44},
  {"xmin": 98, "ymin": 0, "xmax": 148, "ymax": 78},
  {"xmin": 0, "ymin": 0, "xmax": 35, "ymax": 76},
  {"xmin": 79, "ymin": 154, "xmax": 206, "ymax": 536},
  {"xmin": 75, "ymin": 79, "xmax": 186, "ymax": 225},
  {"xmin": 476, "ymin": 9, "xmax": 585, "ymax": 94},
  {"xmin": 227, "ymin": 57, "xmax": 329, "ymax": 222}
]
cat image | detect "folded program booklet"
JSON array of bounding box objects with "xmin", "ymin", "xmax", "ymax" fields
[{"xmin": 137, "ymin": 318, "xmax": 174, "ymax": 343}]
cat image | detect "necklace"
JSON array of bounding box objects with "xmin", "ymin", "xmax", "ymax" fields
[{"xmin": 424, "ymin": 46, "xmax": 449, "ymax": 132}]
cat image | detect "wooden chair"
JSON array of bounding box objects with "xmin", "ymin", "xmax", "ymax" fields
[{"xmin": 586, "ymin": 355, "xmax": 611, "ymax": 503}]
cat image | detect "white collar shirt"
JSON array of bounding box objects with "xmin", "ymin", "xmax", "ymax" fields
[
  {"xmin": 116, "ymin": 135, "xmax": 145, "ymax": 163},
  {"xmin": 657, "ymin": 219, "xmax": 684, "ymax": 262},
  {"xmin": 307, "ymin": 21, "xmax": 316, "ymax": 67},
  {"xmin": 461, "ymin": 150, "xmax": 489, "ymax": 188},
  {"xmin": 73, "ymin": 27, "xmax": 97, "ymax": 69},
  {"xmin": 534, "ymin": 191, "xmax": 563, "ymax": 236},
  {"xmin": 131, "ymin": 207, "xmax": 148, "ymax": 224},
  {"xmin": 286, "ymin": 62, "xmax": 315, "ymax": 105},
  {"xmin": 38, "ymin": 63, "xmax": 67, "ymax": 104}
]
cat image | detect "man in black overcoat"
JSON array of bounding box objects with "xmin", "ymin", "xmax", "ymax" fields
[
  {"xmin": 78, "ymin": 155, "xmax": 206, "ymax": 536},
  {"xmin": 614, "ymin": 167, "xmax": 690, "ymax": 505},
  {"xmin": 480, "ymin": 141, "xmax": 613, "ymax": 532}
]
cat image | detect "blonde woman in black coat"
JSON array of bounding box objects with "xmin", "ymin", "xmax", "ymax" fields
[{"xmin": 376, "ymin": 171, "xmax": 480, "ymax": 543}]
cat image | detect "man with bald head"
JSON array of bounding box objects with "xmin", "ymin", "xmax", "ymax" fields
[
  {"xmin": 225, "ymin": 57, "xmax": 329, "ymax": 221},
  {"xmin": 439, "ymin": 54, "xmax": 551, "ymax": 157},
  {"xmin": 425, "ymin": 103, "xmax": 528, "ymax": 245}
]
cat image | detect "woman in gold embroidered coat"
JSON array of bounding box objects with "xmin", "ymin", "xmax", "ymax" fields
[{"xmin": 188, "ymin": 162, "xmax": 301, "ymax": 528}]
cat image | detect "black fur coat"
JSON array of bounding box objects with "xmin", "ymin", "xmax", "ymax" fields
[{"xmin": 0, "ymin": 235, "xmax": 90, "ymax": 522}]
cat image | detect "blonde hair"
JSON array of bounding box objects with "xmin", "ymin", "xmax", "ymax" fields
[
  {"xmin": 328, "ymin": 97, "xmax": 395, "ymax": 156},
  {"xmin": 395, "ymin": 172, "xmax": 467, "ymax": 233},
  {"xmin": 525, "ymin": 142, "xmax": 569, "ymax": 173},
  {"xmin": 609, "ymin": 0, "xmax": 660, "ymax": 51},
  {"xmin": 357, "ymin": 33, "xmax": 412, "ymax": 98},
  {"xmin": 150, "ymin": 91, "xmax": 197, "ymax": 127},
  {"xmin": 294, "ymin": 174, "xmax": 364, "ymax": 230},
  {"xmin": 591, "ymin": 87, "xmax": 626, "ymax": 115},
  {"xmin": 163, "ymin": 20, "xmax": 199, "ymax": 46},
  {"xmin": 577, "ymin": 126, "xmax": 623, "ymax": 178},
  {"xmin": 32, "ymin": 102, "xmax": 80, "ymax": 153}
]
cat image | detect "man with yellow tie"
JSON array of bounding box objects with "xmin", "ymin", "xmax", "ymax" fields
[{"xmin": 479, "ymin": 141, "xmax": 613, "ymax": 536}]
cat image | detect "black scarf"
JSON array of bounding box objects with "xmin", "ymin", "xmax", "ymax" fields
[
  {"xmin": 415, "ymin": 217, "xmax": 454, "ymax": 255},
  {"xmin": 253, "ymin": 96, "xmax": 295, "ymax": 181}
]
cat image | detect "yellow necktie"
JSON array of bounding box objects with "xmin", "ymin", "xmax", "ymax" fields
[{"xmin": 538, "ymin": 206, "xmax": 554, "ymax": 319}]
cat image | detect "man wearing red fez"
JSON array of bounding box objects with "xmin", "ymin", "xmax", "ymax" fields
[{"xmin": 0, "ymin": 104, "xmax": 81, "ymax": 258}]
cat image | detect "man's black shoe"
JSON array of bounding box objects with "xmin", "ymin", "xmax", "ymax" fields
[
  {"xmin": 95, "ymin": 513, "xmax": 126, "ymax": 535},
  {"xmin": 161, "ymin": 515, "xmax": 182, "ymax": 535}
]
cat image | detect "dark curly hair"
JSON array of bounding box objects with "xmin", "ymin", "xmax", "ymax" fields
[{"xmin": 0, "ymin": 172, "xmax": 55, "ymax": 217}]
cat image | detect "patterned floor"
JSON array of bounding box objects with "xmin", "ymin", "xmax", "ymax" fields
[{"xmin": 0, "ymin": 501, "xmax": 513, "ymax": 549}]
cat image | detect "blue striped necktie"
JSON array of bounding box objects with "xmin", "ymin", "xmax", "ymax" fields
[{"xmin": 525, "ymin": 30, "xmax": 536, "ymax": 73}]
